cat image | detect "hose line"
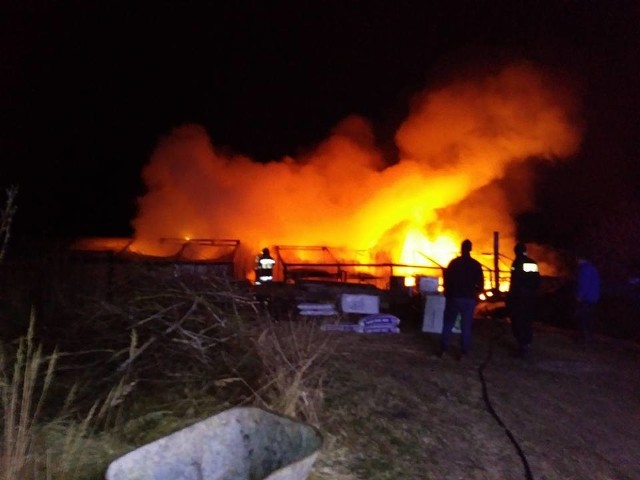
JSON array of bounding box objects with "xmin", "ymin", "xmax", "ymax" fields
[{"xmin": 478, "ymin": 319, "xmax": 534, "ymax": 480}]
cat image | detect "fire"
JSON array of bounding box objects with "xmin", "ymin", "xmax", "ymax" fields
[
  {"xmin": 398, "ymin": 228, "xmax": 458, "ymax": 269},
  {"xmin": 130, "ymin": 62, "xmax": 582, "ymax": 283}
]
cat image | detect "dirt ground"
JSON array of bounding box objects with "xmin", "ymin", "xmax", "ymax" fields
[{"xmin": 310, "ymin": 317, "xmax": 640, "ymax": 480}]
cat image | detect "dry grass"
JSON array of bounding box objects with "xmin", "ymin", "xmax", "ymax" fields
[
  {"xmin": 251, "ymin": 318, "xmax": 339, "ymax": 425},
  {"xmin": 0, "ymin": 310, "xmax": 58, "ymax": 480},
  {"xmin": 311, "ymin": 319, "xmax": 640, "ymax": 480},
  {"xmin": 0, "ymin": 271, "xmax": 339, "ymax": 479},
  {"xmin": 44, "ymin": 268, "xmax": 268, "ymax": 414},
  {"xmin": 0, "ymin": 309, "xmax": 133, "ymax": 480},
  {"xmin": 4, "ymin": 251, "xmax": 639, "ymax": 480}
]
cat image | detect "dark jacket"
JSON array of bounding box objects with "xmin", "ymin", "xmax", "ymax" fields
[
  {"xmin": 443, "ymin": 253, "xmax": 484, "ymax": 299},
  {"xmin": 509, "ymin": 254, "xmax": 541, "ymax": 298}
]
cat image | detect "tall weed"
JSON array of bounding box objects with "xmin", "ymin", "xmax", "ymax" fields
[
  {"xmin": 252, "ymin": 318, "xmax": 338, "ymax": 425},
  {"xmin": 0, "ymin": 310, "xmax": 57, "ymax": 479},
  {"xmin": 0, "ymin": 310, "xmax": 132, "ymax": 480}
]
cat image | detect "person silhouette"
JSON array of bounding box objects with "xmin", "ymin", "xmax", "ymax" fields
[
  {"xmin": 507, "ymin": 242, "xmax": 541, "ymax": 357},
  {"xmin": 439, "ymin": 239, "xmax": 484, "ymax": 360}
]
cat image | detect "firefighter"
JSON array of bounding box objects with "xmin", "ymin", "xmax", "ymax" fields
[
  {"xmin": 507, "ymin": 242, "xmax": 541, "ymax": 358},
  {"xmin": 255, "ymin": 247, "xmax": 276, "ymax": 285}
]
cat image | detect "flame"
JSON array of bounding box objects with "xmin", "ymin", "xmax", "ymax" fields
[
  {"xmin": 399, "ymin": 228, "xmax": 458, "ymax": 268},
  {"xmin": 130, "ymin": 62, "xmax": 582, "ymax": 282}
]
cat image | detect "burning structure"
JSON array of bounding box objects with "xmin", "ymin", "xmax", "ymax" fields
[
  {"xmin": 75, "ymin": 62, "xmax": 581, "ymax": 294},
  {"xmin": 66, "ymin": 237, "xmax": 242, "ymax": 300}
]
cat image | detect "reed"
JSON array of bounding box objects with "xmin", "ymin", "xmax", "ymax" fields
[{"xmin": 1, "ymin": 310, "xmax": 58, "ymax": 480}]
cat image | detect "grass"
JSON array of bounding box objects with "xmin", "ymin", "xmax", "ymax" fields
[
  {"xmin": 0, "ymin": 310, "xmax": 58, "ymax": 480},
  {"xmin": 0, "ymin": 270, "xmax": 338, "ymax": 479},
  {"xmin": 1, "ymin": 249, "xmax": 640, "ymax": 479},
  {"xmin": 251, "ymin": 318, "xmax": 338, "ymax": 425},
  {"xmin": 0, "ymin": 309, "xmax": 132, "ymax": 480},
  {"xmin": 3, "ymin": 307, "xmax": 640, "ymax": 480},
  {"xmin": 311, "ymin": 319, "xmax": 640, "ymax": 479}
]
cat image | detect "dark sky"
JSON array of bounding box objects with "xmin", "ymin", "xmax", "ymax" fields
[{"xmin": 1, "ymin": 0, "xmax": 639, "ymax": 242}]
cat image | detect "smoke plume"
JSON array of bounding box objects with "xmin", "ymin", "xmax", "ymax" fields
[{"xmin": 132, "ymin": 62, "xmax": 582, "ymax": 275}]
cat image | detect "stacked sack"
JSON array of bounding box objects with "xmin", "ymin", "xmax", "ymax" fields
[{"xmin": 358, "ymin": 313, "xmax": 401, "ymax": 334}]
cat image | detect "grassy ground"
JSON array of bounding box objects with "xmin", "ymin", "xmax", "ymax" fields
[
  {"xmin": 3, "ymin": 277, "xmax": 639, "ymax": 479},
  {"xmin": 310, "ymin": 318, "xmax": 640, "ymax": 480}
]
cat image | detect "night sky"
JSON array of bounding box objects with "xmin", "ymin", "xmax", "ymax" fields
[{"xmin": 1, "ymin": 1, "xmax": 639, "ymax": 246}]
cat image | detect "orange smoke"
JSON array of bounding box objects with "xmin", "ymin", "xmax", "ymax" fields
[{"xmin": 131, "ymin": 62, "xmax": 582, "ymax": 280}]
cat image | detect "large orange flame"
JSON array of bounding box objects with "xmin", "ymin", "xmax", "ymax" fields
[{"xmin": 130, "ymin": 62, "xmax": 582, "ymax": 282}]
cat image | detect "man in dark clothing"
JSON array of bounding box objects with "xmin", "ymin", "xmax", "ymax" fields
[
  {"xmin": 507, "ymin": 242, "xmax": 541, "ymax": 357},
  {"xmin": 575, "ymin": 255, "xmax": 600, "ymax": 343},
  {"xmin": 439, "ymin": 239, "xmax": 484, "ymax": 359}
]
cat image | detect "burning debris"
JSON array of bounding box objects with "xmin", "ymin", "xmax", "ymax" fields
[{"xmin": 129, "ymin": 62, "xmax": 581, "ymax": 285}]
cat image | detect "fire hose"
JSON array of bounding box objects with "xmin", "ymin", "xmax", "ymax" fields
[{"xmin": 478, "ymin": 317, "xmax": 534, "ymax": 480}]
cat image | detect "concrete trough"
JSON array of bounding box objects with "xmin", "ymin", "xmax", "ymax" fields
[{"xmin": 105, "ymin": 407, "xmax": 322, "ymax": 480}]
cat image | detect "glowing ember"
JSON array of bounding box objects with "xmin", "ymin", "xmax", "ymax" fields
[{"xmin": 131, "ymin": 62, "xmax": 582, "ymax": 282}]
